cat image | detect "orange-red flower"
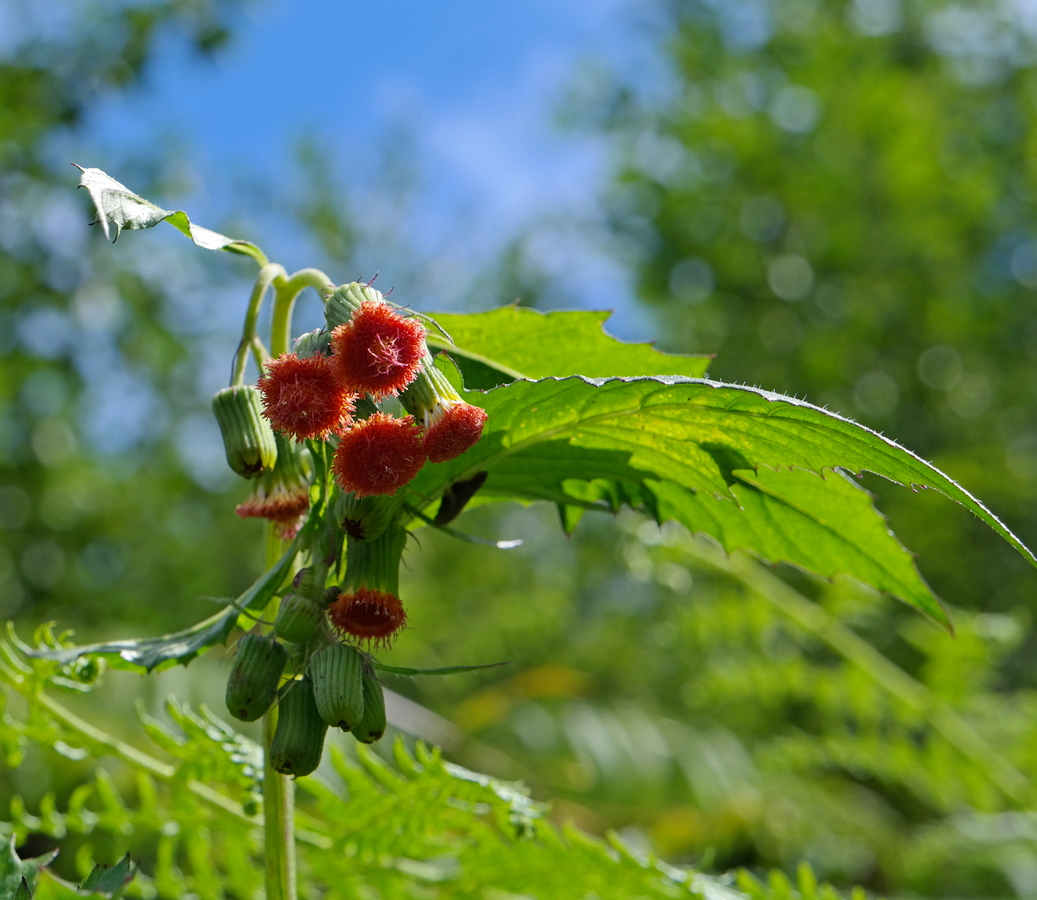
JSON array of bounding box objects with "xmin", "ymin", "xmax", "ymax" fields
[
  {"xmin": 257, "ymin": 352, "xmax": 355, "ymax": 441},
  {"xmin": 235, "ymin": 480, "xmax": 310, "ymax": 539},
  {"xmin": 331, "ymin": 412, "xmax": 426, "ymax": 496},
  {"xmin": 330, "ymin": 301, "xmax": 425, "ymax": 399},
  {"xmin": 423, "ymin": 401, "xmax": 489, "ymax": 463},
  {"xmin": 327, "ymin": 588, "xmax": 407, "ymax": 648}
]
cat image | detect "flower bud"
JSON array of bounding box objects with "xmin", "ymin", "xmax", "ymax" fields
[
  {"xmin": 309, "ymin": 642, "xmax": 365, "ymax": 730},
  {"xmin": 211, "ymin": 385, "xmax": 278, "ymax": 478},
  {"xmin": 269, "ymin": 675, "xmax": 327, "ymax": 778},
  {"xmin": 323, "ymin": 281, "xmax": 384, "ymax": 331},
  {"xmin": 352, "ymin": 667, "xmax": 387, "ymax": 744},
  {"xmin": 293, "ymin": 328, "xmax": 331, "ymax": 359},
  {"xmin": 399, "ymin": 353, "xmax": 487, "ymax": 463},
  {"xmin": 225, "ymin": 633, "xmax": 287, "ymax": 722},
  {"xmin": 274, "ymin": 594, "xmax": 324, "ymax": 644}
]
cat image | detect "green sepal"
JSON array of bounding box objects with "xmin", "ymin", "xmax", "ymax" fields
[
  {"xmin": 270, "ymin": 675, "xmax": 328, "ymax": 777},
  {"xmin": 273, "ymin": 594, "xmax": 324, "ymax": 644},
  {"xmin": 310, "ymin": 643, "xmax": 365, "ymax": 730},
  {"xmin": 211, "ymin": 385, "xmax": 278, "ymax": 479},
  {"xmin": 335, "ymin": 491, "xmax": 405, "ymax": 542},
  {"xmin": 225, "ymin": 633, "xmax": 287, "ymax": 722},
  {"xmin": 352, "ymin": 666, "xmax": 387, "ymax": 744},
  {"xmin": 324, "ymin": 282, "xmax": 384, "ymax": 331}
]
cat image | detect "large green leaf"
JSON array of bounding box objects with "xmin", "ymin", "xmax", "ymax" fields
[
  {"xmin": 425, "ymin": 307, "xmax": 711, "ymax": 387},
  {"xmin": 75, "ymin": 166, "xmax": 263, "ymax": 262},
  {"xmin": 652, "ymin": 468, "xmax": 946, "ymax": 626},
  {"xmin": 405, "ymin": 375, "xmax": 1036, "ymax": 622}
]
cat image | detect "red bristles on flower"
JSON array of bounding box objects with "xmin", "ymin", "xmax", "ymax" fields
[
  {"xmin": 330, "ymin": 301, "xmax": 425, "ymax": 399},
  {"xmin": 423, "ymin": 401, "xmax": 489, "ymax": 463},
  {"xmin": 332, "ymin": 412, "xmax": 426, "ymax": 496},
  {"xmin": 235, "ymin": 483, "xmax": 310, "ymax": 540},
  {"xmin": 327, "ymin": 589, "xmax": 407, "ymax": 648},
  {"xmin": 257, "ymin": 352, "xmax": 355, "ymax": 441}
]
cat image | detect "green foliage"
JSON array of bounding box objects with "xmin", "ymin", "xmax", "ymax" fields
[
  {"xmin": 427, "ymin": 306, "xmax": 712, "ymax": 383},
  {"xmin": 0, "ymin": 636, "xmax": 865, "ymax": 899}
]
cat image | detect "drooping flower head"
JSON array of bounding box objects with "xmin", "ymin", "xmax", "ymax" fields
[
  {"xmin": 327, "ymin": 589, "xmax": 407, "ymax": 649},
  {"xmin": 330, "ymin": 301, "xmax": 425, "ymax": 399},
  {"xmin": 399, "ymin": 351, "xmax": 488, "ymax": 462},
  {"xmin": 331, "ymin": 412, "xmax": 425, "ymax": 497},
  {"xmin": 236, "ymin": 435, "xmax": 311, "ymax": 539},
  {"xmin": 423, "ymin": 401, "xmax": 489, "ymax": 463},
  {"xmin": 258, "ymin": 352, "xmax": 355, "ymax": 441},
  {"xmin": 328, "ymin": 522, "xmax": 409, "ymax": 648}
]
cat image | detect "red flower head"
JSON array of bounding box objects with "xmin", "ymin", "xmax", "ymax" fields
[
  {"xmin": 258, "ymin": 352, "xmax": 355, "ymax": 441},
  {"xmin": 423, "ymin": 401, "xmax": 489, "ymax": 463},
  {"xmin": 330, "ymin": 301, "xmax": 425, "ymax": 399},
  {"xmin": 235, "ymin": 435, "xmax": 311, "ymax": 539},
  {"xmin": 327, "ymin": 588, "xmax": 407, "ymax": 648},
  {"xmin": 332, "ymin": 412, "xmax": 426, "ymax": 497}
]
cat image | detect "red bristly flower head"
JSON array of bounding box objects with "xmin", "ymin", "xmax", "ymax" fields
[
  {"xmin": 423, "ymin": 400, "xmax": 489, "ymax": 463},
  {"xmin": 235, "ymin": 435, "xmax": 311, "ymax": 539},
  {"xmin": 332, "ymin": 412, "xmax": 426, "ymax": 497},
  {"xmin": 258, "ymin": 352, "xmax": 355, "ymax": 441},
  {"xmin": 330, "ymin": 301, "xmax": 425, "ymax": 399},
  {"xmin": 235, "ymin": 476, "xmax": 310, "ymax": 540},
  {"xmin": 327, "ymin": 588, "xmax": 407, "ymax": 648}
]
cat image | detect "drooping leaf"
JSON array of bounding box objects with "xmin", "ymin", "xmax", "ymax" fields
[
  {"xmin": 27, "ymin": 545, "xmax": 297, "ymax": 671},
  {"xmin": 75, "ymin": 166, "xmax": 264, "ymax": 262},
  {"xmin": 404, "ymin": 375, "xmax": 1036, "ymax": 623},
  {"xmin": 425, "ymin": 307, "xmax": 712, "ymax": 388},
  {"xmin": 373, "ymin": 660, "xmax": 511, "ymax": 677}
]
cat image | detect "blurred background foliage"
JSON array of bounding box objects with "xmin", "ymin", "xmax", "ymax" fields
[{"xmin": 6, "ymin": 0, "xmax": 1037, "ymax": 897}]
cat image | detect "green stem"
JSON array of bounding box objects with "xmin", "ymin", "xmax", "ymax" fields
[
  {"xmin": 263, "ymin": 708, "xmax": 296, "ymax": 900},
  {"xmin": 232, "ymin": 264, "xmax": 286, "ymax": 387},
  {"xmin": 270, "ymin": 268, "xmax": 333, "ymax": 358},
  {"xmin": 262, "ymin": 523, "xmax": 300, "ymax": 900}
]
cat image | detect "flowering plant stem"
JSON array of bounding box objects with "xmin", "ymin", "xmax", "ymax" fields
[{"xmin": 263, "ymin": 527, "xmax": 299, "ymax": 900}]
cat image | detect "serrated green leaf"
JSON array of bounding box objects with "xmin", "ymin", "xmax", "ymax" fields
[
  {"xmin": 653, "ymin": 467, "xmax": 947, "ymax": 627},
  {"xmin": 75, "ymin": 166, "xmax": 263, "ymax": 262},
  {"xmin": 78, "ymin": 855, "xmax": 135, "ymax": 897},
  {"xmin": 27, "ymin": 545, "xmax": 296, "ymax": 671},
  {"xmin": 425, "ymin": 307, "xmax": 711, "ymax": 387},
  {"xmin": 406, "ymin": 376, "xmax": 1036, "ymax": 622},
  {"xmin": 0, "ymin": 835, "xmax": 56, "ymax": 898}
]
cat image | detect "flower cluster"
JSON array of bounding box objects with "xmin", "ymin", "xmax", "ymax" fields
[{"xmin": 253, "ymin": 283, "xmax": 488, "ymax": 500}]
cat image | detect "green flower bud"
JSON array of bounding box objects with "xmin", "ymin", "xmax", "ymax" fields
[
  {"xmin": 292, "ymin": 327, "xmax": 331, "ymax": 359},
  {"xmin": 309, "ymin": 643, "xmax": 365, "ymax": 730},
  {"xmin": 324, "ymin": 281, "xmax": 385, "ymax": 331},
  {"xmin": 270, "ymin": 675, "xmax": 327, "ymax": 777},
  {"xmin": 352, "ymin": 667, "xmax": 387, "ymax": 744},
  {"xmin": 274, "ymin": 594, "xmax": 324, "ymax": 644},
  {"xmin": 225, "ymin": 633, "xmax": 287, "ymax": 722},
  {"xmin": 212, "ymin": 385, "xmax": 278, "ymax": 479}
]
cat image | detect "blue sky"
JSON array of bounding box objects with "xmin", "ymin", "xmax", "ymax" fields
[{"xmin": 77, "ymin": 0, "xmax": 662, "ymax": 335}]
